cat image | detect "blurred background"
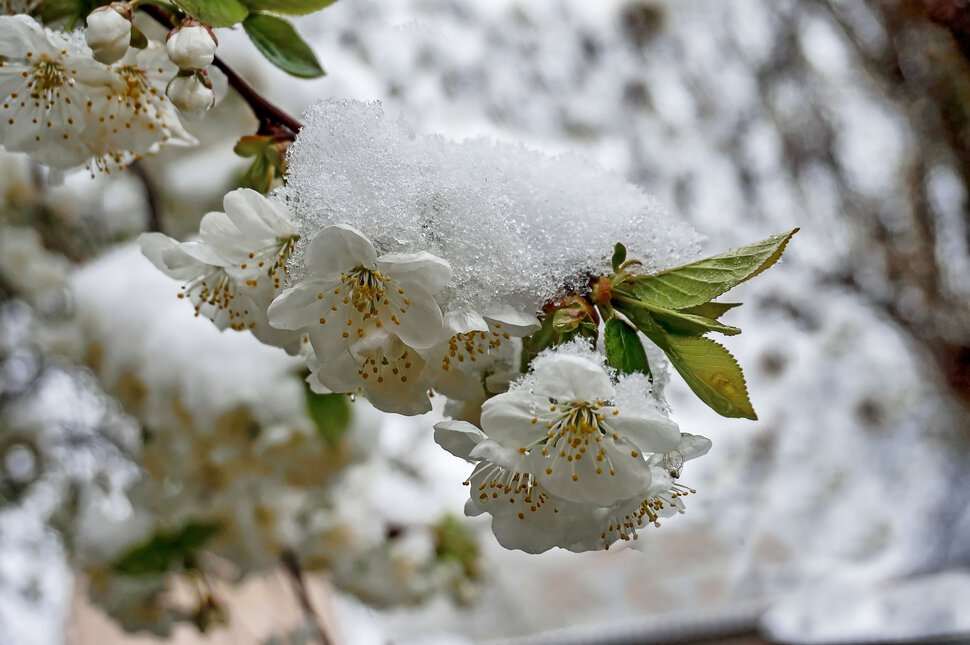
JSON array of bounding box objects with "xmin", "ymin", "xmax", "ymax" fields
[{"xmin": 2, "ymin": 0, "xmax": 970, "ymax": 643}]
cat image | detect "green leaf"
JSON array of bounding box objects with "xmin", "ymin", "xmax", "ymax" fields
[
  {"xmin": 604, "ymin": 318, "xmax": 650, "ymax": 376},
  {"xmin": 243, "ymin": 13, "xmax": 325, "ymax": 78},
  {"xmin": 629, "ymin": 229, "xmax": 798, "ymax": 310},
  {"xmin": 304, "ymin": 383, "xmax": 351, "ymax": 445},
  {"xmin": 680, "ymin": 301, "xmax": 741, "ymax": 319},
  {"xmin": 634, "ymin": 301, "xmax": 741, "ymax": 336},
  {"xmin": 619, "ymin": 305, "xmax": 756, "ymax": 419},
  {"xmin": 611, "ymin": 243, "xmax": 627, "ymax": 272},
  {"xmin": 240, "ymin": 0, "xmax": 339, "ymax": 14},
  {"xmin": 173, "ymin": 0, "xmax": 250, "ymax": 27},
  {"xmin": 113, "ymin": 521, "xmax": 220, "ymax": 576}
]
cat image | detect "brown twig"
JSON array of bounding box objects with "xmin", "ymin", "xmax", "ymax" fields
[
  {"xmin": 280, "ymin": 549, "xmax": 333, "ymax": 645},
  {"xmin": 128, "ymin": 160, "xmax": 163, "ymax": 233},
  {"xmin": 138, "ymin": 3, "xmax": 304, "ymax": 141}
]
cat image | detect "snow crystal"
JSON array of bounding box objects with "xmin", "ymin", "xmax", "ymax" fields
[{"xmin": 283, "ymin": 100, "xmax": 701, "ymax": 315}]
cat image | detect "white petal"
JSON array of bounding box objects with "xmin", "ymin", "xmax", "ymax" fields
[
  {"xmin": 223, "ymin": 188, "xmax": 297, "ymax": 240},
  {"xmin": 532, "ymin": 354, "xmax": 613, "ymax": 402},
  {"xmin": 534, "ymin": 438, "xmax": 653, "ymax": 507},
  {"xmin": 484, "ymin": 303, "xmax": 541, "ymax": 336},
  {"xmin": 433, "ymin": 420, "xmax": 484, "ymax": 461},
  {"xmin": 172, "ymin": 240, "xmax": 231, "ymax": 267},
  {"xmin": 198, "ymin": 211, "xmax": 251, "ymax": 264},
  {"xmin": 376, "ymin": 251, "xmax": 452, "ymax": 294},
  {"xmin": 603, "ymin": 408, "xmax": 681, "ymax": 454},
  {"xmin": 0, "ymin": 16, "xmax": 55, "ymax": 59},
  {"xmin": 443, "ymin": 308, "xmax": 488, "ymax": 336},
  {"xmin": 379, "ymin": 283, "xmax": 444, "ymax": 350},
  {"xmin": 479, "ymin": 390, "xmax": 547, "ymax": 448},
  {"xmin": 138, "ymin": 232, "xmax": 178, "ymax": 273},
  {"xmin": 304, "ymin": 224, "xmax": 377, "ymax": 277},
  {"xmin": 677, "ymin": 432, "xmax": 713, "ymax": 460},
  {"xmin": 308, "ymin": 345, "xmax": 362, "ymax": 394},
  {"xmin": 267, "ymin": 279, "xmax": 334, "ymax": 330}
]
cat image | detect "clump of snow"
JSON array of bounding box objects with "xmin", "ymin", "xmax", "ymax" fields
[{"xmin": 283, "ymin": 100, "xmax": 701, "ymax": 314}]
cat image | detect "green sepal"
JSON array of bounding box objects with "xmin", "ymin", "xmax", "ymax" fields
[
  {"xmin": 303, "ymin": 383, "xmax": 351, "ymax": 446},
  {"xmin": 243, "ymin": 13, "xmax": 325, "ymax": 78},
  {"xmin": 618, "ymin": 305, "xmax": 756, "ymax": 419},
  {"xmin": 240, "ymin": 0, "xmax": 339, "ymax": 14},
  {"xmin": 628, "ymin": 229, "xmax": 798, "ymax": 310},
  {"xmin": 235, "ymin": 135, "xmax": 288, "ymax": 193},
  {"xmin": 604, "ymin": 317, "xmax": 651, "ymax": 377},
  {"xmin": 611, "ymin": 242, "xmax": 627, "ymax": 272},
  {"xmin": 520, "ymin": 303, "xmax": 597, "ymax": 372},
  {"xmin": 113, "ymin": 521, "xmax": 220, "ymax": 576},
  {"xmin": 173, "ymin": 0, "xmax": 249, "ymax": 27},
  {"xmin": 130, "ymin": 24, "xmax": 149, "ymax": 49}
]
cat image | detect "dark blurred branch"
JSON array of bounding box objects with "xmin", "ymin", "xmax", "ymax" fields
[
  {"xmin": 138, "ymin": 4, "xmax": 303, "ymax": 141},
  {"xmin": 129, "ymin": 161, "xmax": 162, "ymax": 233},
  {"xmin": 280, "ymin": 549, "xmax": 333, "ymax": 645}
]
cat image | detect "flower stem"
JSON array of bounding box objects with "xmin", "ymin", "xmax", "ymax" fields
[{"xmin": 138, "ymin": 3, "xmax": 304, "ymax": 140}]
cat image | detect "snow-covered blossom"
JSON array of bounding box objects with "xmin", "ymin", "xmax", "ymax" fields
[
  {"xmin": 0, "ymin": 15, "xmax": 115, "ymax": 169},
  {"xmin": 165, "ymin": 22, "xmax": 217, "ymax": 70},
  {"xmin": 283, "ymin": 100, "xmax": 701, "ymax": 315},
  {"xmin": 165, "ymin": 71, "xmax": 214, "ymax": 121},
  {"xmin": 139, "ymin": 189, "xmax": 302, "ymax": 353},
  {"xmin": 85, "ymin": 4, "xmax": 132, "ymax": 65},
  {"xmin": 269, "ymin": 224, "xmax": 451, "ymax": 414}
]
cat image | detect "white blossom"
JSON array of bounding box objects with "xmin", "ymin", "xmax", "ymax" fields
[
  {"xmin": 478, "ymin": 351, "xmax": 680, "ymax": 506},
  {"xmin": 138, "ymin": 189, "xmax": 302, "ymax": 353},
  {"xmin": 86, "ymin": 43, "xmax": 197, "ymax": 171},
  {"xmin": 436, "ymin": 420, "xmax": 709, "ymax": 553},
  {"xmin": 268, "ymin": 224, "xmax": 451, "ymax": 413},
  {"xmin": 85, "ymin": 4, "xmax": 132, "ymax": 65},
  {"xmin": 0, "ymin": 15, "xmax": 115, "ymax": 169},
  {"xmin": 165, "ymin": 23, "xmax": 217, "ymax": 70}
]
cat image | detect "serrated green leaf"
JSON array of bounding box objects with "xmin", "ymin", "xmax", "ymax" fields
[
  {"xmin": 113, "ymin": 521, "xmax": 220, "ymax": 576},
  {"xmin": 618, "ymin": 305, "xmax": 756, "ymax": 419},
  {"xmin": 304, "ymin": 383, "xmax": 351, "ymax": 445},
  {"xmin": 604, "ymin": 318, "xmax": 650, "ymax": 376},
  {"xmin": 680, "ymin": 301, "xmax": 742, "ymax": 319},
  {"xmin": 611, "ymin": 243, "xmax": 627, "ymax": 272},
  {"xmin": 240, "ymin": 0, "xmax": 338, "ymax": 14},
  {"xmin": 173, "ymin": 0, "xmax": 249, "ymax": 27},
  {"xmin": 243, "ymin": 13, "xmax": 325, "ymax": 78},
  {"xmin": 629, "ymin": 229, "xmax": 798, "ymax": 310}
]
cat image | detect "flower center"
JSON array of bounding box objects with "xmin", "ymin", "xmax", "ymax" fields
[
  {"xmin": 527, "ymin": 402, "xmax": 619, "ymax": 479},
  {"xmin": 465, "ymin": 463, "xmax": 553, "ymax": 521},
  {"xmin": 599, "ymin": 482, "xmax": 696, "ymax": 549},
  {"xmin": 344, "ymin": 267, "xmax": 386, "ymax": 314},
  {"xmin": 178, "ymin": 266, "xmax": 253, "ymax": 330},
  {"xmin": 29, "ymin": 58, "xmax": 69, "ymax": 97},
  {"xmin": 240, "ymin": 236, "xmax": 297, "ymax": 291},
  {"xmin": 441, "ymin": 328, "xmax": 509, "ymax": 371}
]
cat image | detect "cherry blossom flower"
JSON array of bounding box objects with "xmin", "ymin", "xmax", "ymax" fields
[
  {"xmin": 85, "ymin": 4, "xmax": 132, "ymax": 65},
  {"xmin": 0, "ymin": 15, "xmax": 115, "ymax": 169},
  {"xmin": 165, "ymin": 22, "xmax": 217, "ymax": 70},
  {"xmin": 478, "ymin": 351, "xmax": 681, "ymax": 506}
]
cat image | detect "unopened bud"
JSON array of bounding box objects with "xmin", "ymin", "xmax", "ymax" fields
[
  {"xmin": 166, "ymin": 21, "xmax": 218, "ymax": 70},
  {"xmin": 166, "ymin": 72, "xmax": 215, "ymax": 121},
  {"xmin": 85, "ymin": 3, "xmax": 133, "ymax": 65}
]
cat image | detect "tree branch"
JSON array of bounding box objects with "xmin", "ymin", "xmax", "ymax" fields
[{"xmin": 280, "ymin": 549, "xmax": 333, "ymax": 645}]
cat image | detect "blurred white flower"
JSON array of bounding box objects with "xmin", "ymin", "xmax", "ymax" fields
[
  {"xmin": 85, "ymin": 4, "xmax": 132, "ymax": 65},
  {"xmin": 165, "ymin": 71, "xmax": 214, "ymax": 122},
  {"xmin": 165, "ymin": 23, "xmax": 217, "ymax": 70}
]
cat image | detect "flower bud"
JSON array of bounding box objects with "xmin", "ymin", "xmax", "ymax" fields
[
  {"xmin": 85, "ymin": 3, "xmax": 133, "ymax": 65},
  {"xmin": 166, "ymin": 72, "xmax": 215, "ymax": 122},
  {"xmin": 166, "ymin": 22, "xmax": 218, "ymax": 70}
]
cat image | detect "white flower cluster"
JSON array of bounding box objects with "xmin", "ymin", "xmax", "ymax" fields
[
  {"xmin": 0, "ymin": 14, "xmax": 196, "ymax": 173},
  {"xmin": 134, "ymin": 100, "xmax": 713, "ymax": 552}
]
